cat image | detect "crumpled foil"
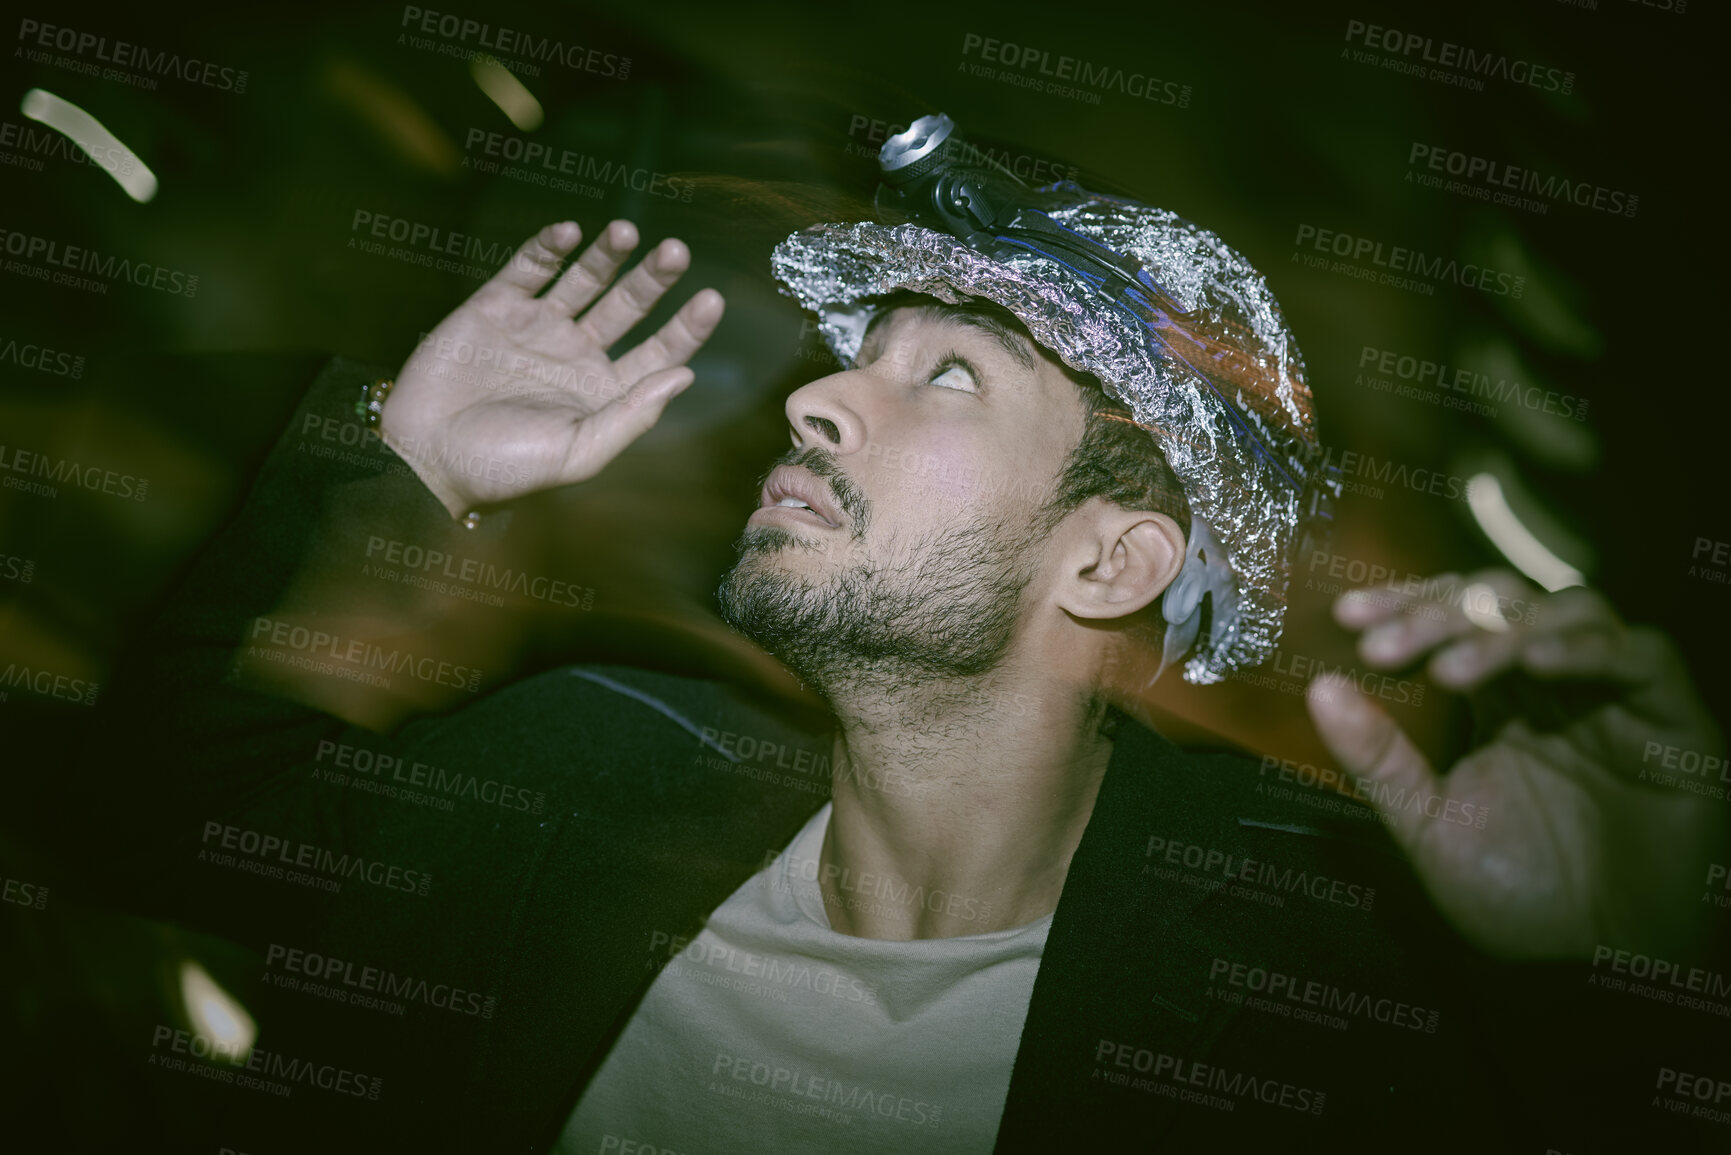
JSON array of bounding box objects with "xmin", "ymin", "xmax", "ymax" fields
[{"xmin": 769, "ymin": 185, "xmax": 1330, "ymax": 683}]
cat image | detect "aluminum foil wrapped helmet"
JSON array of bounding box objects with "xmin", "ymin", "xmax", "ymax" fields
[{"xmin": 770, "ymin": 114, "xmax": 1338, "ymax": 684}]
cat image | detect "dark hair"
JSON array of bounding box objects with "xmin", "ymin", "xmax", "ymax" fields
[{"xmin": 1045, "ymin": 369, "xmax": 1192, "ymax": 540}]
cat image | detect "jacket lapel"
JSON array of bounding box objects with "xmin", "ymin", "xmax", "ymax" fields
[{"xmin": 993, "ymin": 722, "xmax": 1254, "ymax": 1150}]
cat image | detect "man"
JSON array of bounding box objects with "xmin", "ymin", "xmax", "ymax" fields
[{"xmin": 97, "ymin": 117, "xmax": 1724, "ymax": 1154}]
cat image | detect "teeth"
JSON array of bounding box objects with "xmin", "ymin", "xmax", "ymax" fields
[{"xmin": 777, "ymin": 497, "xmax": 811, "ymax": 509}]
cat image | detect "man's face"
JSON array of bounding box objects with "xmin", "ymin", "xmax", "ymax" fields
[{"xmin": 717, "ymin": 301, "xmax": 1089, "ymax": 696}]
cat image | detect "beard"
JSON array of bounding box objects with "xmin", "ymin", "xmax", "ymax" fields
[{"xmin": 717, "ymin": 451, "xmax": 1045, "ymax": 700}]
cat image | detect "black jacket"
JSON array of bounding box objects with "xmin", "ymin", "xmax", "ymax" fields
[{"xmin": 85, "ymin": 358, "xmax": 1674, "ymax": 1155}]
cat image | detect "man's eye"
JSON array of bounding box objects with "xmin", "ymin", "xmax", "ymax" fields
[{"xmin": 930, "ymin": 361, "xmax": 978, "ymax": 392}]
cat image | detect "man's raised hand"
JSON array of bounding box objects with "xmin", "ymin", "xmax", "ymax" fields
[
  {"xmin": 381, "ymin": 219, "xmax": 724, "ymax": 518},
  {"xmin": 1304, "ymin": 569, "xmax": 1727, "ymax": 960}
]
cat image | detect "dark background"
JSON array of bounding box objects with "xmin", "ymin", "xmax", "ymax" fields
[{"xmin": 1, "ymin": 0, "xmax": 1725, "ymax": 1147}]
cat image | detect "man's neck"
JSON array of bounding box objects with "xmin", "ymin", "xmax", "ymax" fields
[{"xmin": 814, "ymin": 666, "xmax": 1113, "ymax": 940}]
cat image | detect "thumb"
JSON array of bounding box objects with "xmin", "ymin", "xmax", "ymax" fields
[
  {"xmin": 1305, "ymin": 672, "xmax": 1439, "ymax": 858},
  {"xmin": 575, "ymin": 366, "xmax": 696, "ymax": 467}
]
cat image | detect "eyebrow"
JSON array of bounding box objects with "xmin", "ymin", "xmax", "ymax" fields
[{"xmin": 861, "ymin": 306, "xmax": 1038, "ymax": 372}]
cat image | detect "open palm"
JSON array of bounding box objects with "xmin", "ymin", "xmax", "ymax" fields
[{"xmin": 382, "ymin": 219, "xmax": 724, "ymax": 517}]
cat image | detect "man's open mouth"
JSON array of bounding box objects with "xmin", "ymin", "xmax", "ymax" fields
[{"xmin": 756, "ymin": 463, "xmax": 845, "ymax": 530}]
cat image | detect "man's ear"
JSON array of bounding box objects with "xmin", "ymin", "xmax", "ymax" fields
[{"xmin": 1054, "ymin": 499, "xmax": 1186, "ymax": 622}]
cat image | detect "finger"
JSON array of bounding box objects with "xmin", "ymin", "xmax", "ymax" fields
[
  {"xmin": 612, "ymin": 288, "xmax": 726, "ymax": 382},
  {"xmin": 1426, "ymin": 587, "xmax": 1618, "ymax": 690},
  {"xmin": 1350, "ymin": 570, "xmax": 1530, "ymax": 667},
  {"xmin": 543, "ymin": 219, "xmax": 639, "ymax": 317},
  {"xmin": 573, "ymin": 238, "xmax": 692, "ymax": 350},
  {"xmin": 1305, "ymin": 672, "xmax": 1441, "ymax": 858},
  {"xmin": 560, "ymin": 366, "xmax": 695, "ymax": 479},
  {"xmin": 482, "ymin": 221, "xmax": 583, "ymax": 298}
]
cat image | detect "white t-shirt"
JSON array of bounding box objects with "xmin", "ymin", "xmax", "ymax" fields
[{"xmin": 559, "ymin": 802, "xmax": 1051, "ymax": 1155}]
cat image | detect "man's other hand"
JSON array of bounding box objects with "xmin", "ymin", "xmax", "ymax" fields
[{"xmin": 1304, "ymin": 569, "xmax": 1728, "ymax": 960}]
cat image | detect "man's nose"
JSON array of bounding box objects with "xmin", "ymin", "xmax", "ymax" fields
[{"xmin": 784, "ymin": 370, "xmax": 867, "ymax": 454}]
